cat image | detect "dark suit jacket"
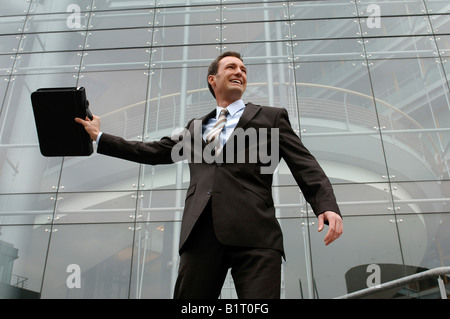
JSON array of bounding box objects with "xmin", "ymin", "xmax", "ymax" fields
[{"xmin": 97, "ymin": 102, "xmax": 341, "ymax": 255}]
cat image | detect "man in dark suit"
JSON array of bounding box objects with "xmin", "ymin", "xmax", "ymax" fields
[{"xmin": 76, "ymin": 51, "xmax": 343, "ymax": 299}]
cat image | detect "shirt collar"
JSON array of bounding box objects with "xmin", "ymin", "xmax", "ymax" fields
[{"xmin": 216, "ymin": 99, "xmax": 245, "ymax": 118}]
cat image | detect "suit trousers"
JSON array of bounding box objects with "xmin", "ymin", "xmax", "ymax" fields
[{"xmin": 173, "ymin": 200, "xmax": 282, "ymax": 299}]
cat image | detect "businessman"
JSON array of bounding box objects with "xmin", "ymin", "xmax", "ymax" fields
[{"xmin": 76, "ymin": 51, "xmax": 343, "ymax": 299}]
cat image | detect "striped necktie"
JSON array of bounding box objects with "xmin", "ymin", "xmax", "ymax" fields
[{"xmin": 206, "ymin": 108, "xmax": 228, "ymax": 153}]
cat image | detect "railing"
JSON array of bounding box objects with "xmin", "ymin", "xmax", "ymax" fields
[
  {"xmin": 10, "ymin": 274, "xmax": 28, "ymax": 289},
  {"xmin": 336, "ymin": 266, "xmax": 450, "ymax": 299}
]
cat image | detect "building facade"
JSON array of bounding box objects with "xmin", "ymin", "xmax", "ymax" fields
[{"xmin": 0, "ymin": 0, "xmax": 449, "ymax": 298}]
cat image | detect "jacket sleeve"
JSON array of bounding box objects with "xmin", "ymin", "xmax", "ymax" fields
[
  {"xmin": 96, "ymin": 133, "xmax": 178, "ymax": 165},
  {"xmin": 96, "ymin": 118, "xmax": 196, "ymax": 165},
  {"xmin": 276, "ymin": 108, "xmax": 341, "ymax": 218}
]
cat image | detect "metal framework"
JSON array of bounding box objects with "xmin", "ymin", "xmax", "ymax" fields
[{"xmin": 336, "ymin": 266, "xmax": 450, "ymax": 299}]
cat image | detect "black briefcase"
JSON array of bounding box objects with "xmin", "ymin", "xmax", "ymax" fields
[{"xmin": 31, "ymin": 87, "xmax": 94, "ymax": 157}]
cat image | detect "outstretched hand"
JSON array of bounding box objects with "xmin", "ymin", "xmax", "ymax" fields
[
  {"xmin": 75, "ymin": 115, "xmax": 101, "ymax": 141},
  {"xmin": 318, "ymin": 211, "xmax": 343, "ymax": 246}
]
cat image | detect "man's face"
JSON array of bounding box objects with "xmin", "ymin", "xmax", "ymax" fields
[{"xmin": 208, "ymin": 56, "xmax": 247, "ymax": 103}]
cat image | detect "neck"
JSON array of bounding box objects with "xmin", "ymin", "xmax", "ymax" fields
[{"xmin": 215, "ymin": 96, "xmax": 242, "ymax": 108}]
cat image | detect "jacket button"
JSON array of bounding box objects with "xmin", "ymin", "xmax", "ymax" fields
[
  {"xmin": 207, "ymin": 190, "xmax": 212, "ymax": 195},
  {"xmin": 217, "ymin": 163, "xmax": 222, "ymax": 167}
]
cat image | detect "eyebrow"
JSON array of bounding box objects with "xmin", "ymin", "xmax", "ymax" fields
[{"xmin": 225, "ymin": 62, "xmax": 247, "ymax": 71}]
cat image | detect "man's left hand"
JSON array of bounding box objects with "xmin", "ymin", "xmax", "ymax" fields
[{"xmin": 318, "ymin": 211, "xmax": 343, "ymax": 246}]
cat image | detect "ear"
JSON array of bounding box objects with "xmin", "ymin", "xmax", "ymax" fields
[{"xmin": 207, "ymin": 74, "xmax": 216, "ymax": 88}]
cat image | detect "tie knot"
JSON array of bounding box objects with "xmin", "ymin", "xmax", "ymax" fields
[{"xmin": 219, "ymin": 108, "xmax": 228, "ymax": 117}]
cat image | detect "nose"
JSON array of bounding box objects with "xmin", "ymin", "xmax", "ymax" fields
[{"xmin": 235, "ymin": 67, "xmax": 245, "ymax": 78}]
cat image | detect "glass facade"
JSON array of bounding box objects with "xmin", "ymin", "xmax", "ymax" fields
[{"xmin": 0, "ymin": 0, "xmax": 449, "ymax": 299}]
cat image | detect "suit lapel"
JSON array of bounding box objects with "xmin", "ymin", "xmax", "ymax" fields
[
  {"xmin": 201, "ymin": 108, "xmax": 217, "ymax": 125},
  {"xmin": 223, "ymin": 102, "xmax": 261, "ymax": 155},
  {"xmin": 187, "ymin": 108, "xmax": 216, "ymax": 148},
  {"xmin": 235, "ymin": 102, "xmax": 261, "ymax": 129}
]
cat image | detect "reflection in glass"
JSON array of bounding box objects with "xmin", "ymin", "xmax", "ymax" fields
[
  {"xmin": 41, "ymin": 223, "xmax": 134, "ymax": 298},
  {"xmin": 0, "ymin": 225, "xmax": 50, "ymax": 298},
  {"xmin": 310, "ymin": 215, "xmax": 404, "ymax": 299},
  {"xmin": 369, "ymin": 58, "xmax": 450, "ymax": 181},
  {"xmin": 130, "ymin": 221, "xmax": 180, "ymax": 298}
]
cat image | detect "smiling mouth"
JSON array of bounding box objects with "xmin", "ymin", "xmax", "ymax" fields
[{"xmin": 230, "ymin": 80, "xmax": 242, "ymax": 85}]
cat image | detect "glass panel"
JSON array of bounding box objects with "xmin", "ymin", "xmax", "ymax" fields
[
  {"xmin": 30, "ymin": 0, "xmax": 92, "ymax": 14},
  {"xmin": 294, "ymin": 39, "xmax": 365, "ymax": 62},
  {"xmin": 360, "ymin": 15, "xmax": 432, "ymax": 37},
  {"xmin": 295, "ymin": 61, "xmax": 389, "ymax": 183},
  {"xmin": 310, "ymin": 215, "xmax": 404, "ymax": 298},
  {"xmin": 332, "ymin": 183, "xmax": 394, "ymax": 216},
  {"xmin": 86, "ymin": 28, "xmax": 153, "ymax": 50},
  {"xmin": 295, "ymin": 61, "xmax": 377, "ymax": 115},
  {"xmin": 145, "ymin": 66, "xmax": 211, "ymax": 136},
  {"xmin": 402, "ymin": 212, "xmax": 450, "ymax": 269},
  {"xmin": 0, "ymin": 16, "xmax": 27, "ymax": 35},
  {"xmin": 291, "ymin": 19, "xmax": 360, "ymax": 40},
  {"xmin": 396, "ymin": 213, "xmax": 450, "ymax": 298},
  {"xmin": 129, "ymin": 220, "xmax": 180, "ymax": 298},
  {"xmin": 0, "ymin": 193, "xmax": 55, "ymax": 225},
  {"xmin": 40, "ymin": 223, "xmax": 134, "ymax": 298},
  {"xmin": 156, "ymin": 0, "xmax": 218, "ymax": 8},
  {"xmin": 154, "ymin": 5, "xmax": 219, "ymax": 26},
  {"xmin": 0, "ymin": 146, "xmax": 64, "ymax": 194},
  {"xmin": 14, "ymin": 51, "xmax": 81, "ymax": 75},
  {"xmin": 369, "ymin": 58, "xmax": 450, "ymax": 181},
  {"xmin": 279, "ymin": 216, "xmax": 315, "ymax": 299},
  {"xmin": 0, "ymin": 76, "xmax": 8, "ymax": 98},
  {"xmin": 236, "ymin": 40, "xmax": 291, "ymax": 62},
  {"xmin": 54, "ymin": 191, "xmax": 138, "ymax": 224},
  {"xmin": 89, "ymin": 9, "xmax": 154, "ymax": 30},
  {"xmin": 364, "ymin": 36, "xmax": 438, "ymax": 59},
  {"xmin": 392, "ymin": 180, "xmax": 450, "ymax": 215},
  {"xmin": 357, "ymin": 0, "xmax": 425, "ymax": 16},
  {"xmin": 0, "ymin": 0, "xmax": 30, "ymax": 17},
  {"xmin": 0, "ymin": 35, "xmax": 21, "ymax": 54},
  {"xmin": 150, "ymin": 45, "xmax": 220, "ymax": 69},
  {"xmin": 429, "ymin": 14, "xmax": 450, "ymax": 34},
  {"xmin": 153, "ymin": 25, "xmax": 218, "ymax": 47},
  {"xmin": 223, "ymin": 2, "xmax": 287, "ymax": 23},
  {"xmin": 77, "ymin": 70, "xmax": 148, "ymax": 139},
  {"xmin": 0, "ymin": 225, "xmax": 51, "ymax": 299},
  {"xmin": 82, "ymin": 48, "xmax": 150, "ymax": 72},
  {"xmin": 243, "ymin": 63, "xmax": 296, "ymax": 109},
  {"xmin": 24, "ymin": 13, "xmax": 88, "ymax": 33},
  {"xmin": 19, "ymin": 31, "xmax": 86, "ymax": 53},
  {"xmin": 290, "ymin": 0, "xmax": 357, "ymax": 19},
  {"xmin": 224, "ymin": 21, "xmax": 290, "ymax": 44},
  {"xmin": 423, "ymin": 0, "xmax": 450, "ymax": 14},
  {"xmin": 221, "ymin": 0, "xmax": 282, "ymax": 3},
  {"xmin": 58, "ymin": 154, "xmax": 141, "ymax": 193},
  {"xmin": 436, "ymin": 35, "xmax": 450, "ymax": 57},
  {"xmin": 0, "ymin": 55, "xmax": 14, "ymax": 76},
  {"xmin": 381, "ymin": 130, "xmax": 448, "ymax": 181},
  {"xmin": 92, "ymin": 0, "xmax": 156, "ymax": 11},
  {"xmin": 137, "ymin": 189, "xmax": 186, "ymax": 222},
  {"xmin": 369, "ymin": 58, "xmax": 449, "ymax": 127}
]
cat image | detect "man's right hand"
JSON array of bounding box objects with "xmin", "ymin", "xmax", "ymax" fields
[{"xmin": 75, "ymin": 115, "xmax": 101, "ymax": 141}]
